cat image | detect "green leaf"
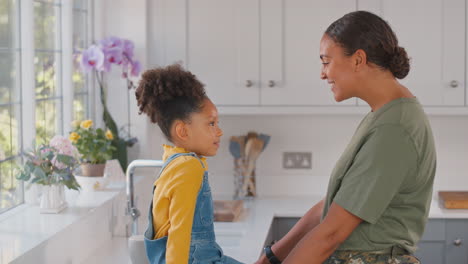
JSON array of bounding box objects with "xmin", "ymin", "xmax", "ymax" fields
[
  {"xmin": 103, "ymin": 105, "xmax": 119, "ymax": 139},
  {"xmin": 16, "ymin": 170, "xmax": 31, "ymax": 181},
  {"xmin": 33, "ymin": 167, "xmax": 47, "ymax": 180},
  {"xmin": 112, "ymin": 138, "xmax": 128, "ymax": 170},
  {"xmin": 31, "ymin": 177, "xmax": 42, "ymax": 184},
  {"xmin": 56, "ymin": 154, "xmax": 74, "ymax": 165}
]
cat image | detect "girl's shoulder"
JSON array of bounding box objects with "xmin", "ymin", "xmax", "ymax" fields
[{"xmin": 163, "ymin": 155, "xmax": 206, "ymax": 179}]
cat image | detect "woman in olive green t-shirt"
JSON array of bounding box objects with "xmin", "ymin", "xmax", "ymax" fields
[{"xmin": 255, "ymin": 10, "xmax": 436, "ymax": 264}]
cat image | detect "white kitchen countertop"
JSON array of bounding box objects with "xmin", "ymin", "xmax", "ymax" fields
[
  {"xmin": 3, "ymin": 181, "xmax": 468, "ymax": 264},
  {"xmin": 0, "ymin": 176, "xmax": 147, "ymax": 264},
  {"xmin": 215, "ymin": 195, "xmax": 468, "ymax": 263}
]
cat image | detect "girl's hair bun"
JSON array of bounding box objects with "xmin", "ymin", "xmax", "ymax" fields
[{"xmin": 135, "ymin": 64, "xmax": 207, "ymax": 140}]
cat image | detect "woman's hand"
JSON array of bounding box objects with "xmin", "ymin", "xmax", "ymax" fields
[{"xmin": 254, "ymin": 254, "xmax": 270, "ymax": 264}]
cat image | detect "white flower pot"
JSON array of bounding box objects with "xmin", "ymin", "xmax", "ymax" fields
[
  {"xmin": 40, "ymin": 184, "xmax": 67, "ymax": 214},
  {"xmin": 74, "ymin": 174, "xmax": 109, "ymax": 192}
]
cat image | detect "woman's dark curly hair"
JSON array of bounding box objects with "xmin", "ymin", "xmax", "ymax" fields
[{"xmin": 135, "ymin": 64, "xmax": 207, "ymax": 141}]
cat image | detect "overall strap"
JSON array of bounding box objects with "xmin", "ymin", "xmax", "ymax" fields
[
  {"xmin": 145, "ymin": 152, "xmax": 206, "ymax": 239},
  {"xmin": 157, "ymin": 152, "xmax": 205, "ymax": 177}
]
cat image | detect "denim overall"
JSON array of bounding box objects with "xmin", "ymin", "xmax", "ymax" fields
[{"xmin": 144, "ymin": 152, "xmax": 244, "ymax": 264}]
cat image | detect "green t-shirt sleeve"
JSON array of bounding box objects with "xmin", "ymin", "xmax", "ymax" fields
[{"xmin": 333, "ymin": 124, "xmax": 418, "ymax": 224}]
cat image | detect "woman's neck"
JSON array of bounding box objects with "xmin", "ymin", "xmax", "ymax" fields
[{"xmin": 358, "ymin": 73, "xmax": 414, "ymax": 112}]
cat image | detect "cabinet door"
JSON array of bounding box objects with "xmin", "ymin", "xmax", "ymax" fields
[
  {"xmin": 415, "ymin": 219, "xmax": 447, "ymax": 264},
  {"xmin": 358, "ymin": 0, "xmax": 465, "ymax": 106},
  {"xmin": 187, "ymin": 0, "xmax": 260, "ymax": 105},
  {"xmin": 415, "ymin": 242, "xmax": 445, "ymax": 264},
  {"xmin": 445, "ymin": 220, "xmax": 468, "ymax": 264},
  {"xmin": 260, "ymin": 0, "xmax": 356, "ymax": 106}
]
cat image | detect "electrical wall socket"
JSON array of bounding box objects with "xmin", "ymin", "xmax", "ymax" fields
[{"xmin": 283, "ymin": 152, "xmax": 312, "ymax": 169}]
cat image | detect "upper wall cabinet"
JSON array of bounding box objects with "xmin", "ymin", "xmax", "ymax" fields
[
  {"xmin": 187, "ymin": 0, "xmax": 260, "ymax": 105},
  {"xmin": 150, "ymin": 0, "xmax": 468, "ymax": 114},
  {"xmin": 152, "ymin": 0, "xmax": 356, "ymax": 107},
  {"xmin": 358, "ymin": 0, "xmax": 466, "ymax": 106},
  {"xmin": 193, "ymin": 0, "xmax": 356, "ymax": 106},
  {"xmin": 260, "ymin": 0, "xmax": 356, "ymax": 106}
]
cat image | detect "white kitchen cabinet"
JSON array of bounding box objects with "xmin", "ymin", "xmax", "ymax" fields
[
  {"xmin": 149, "ymin": 0, "xmax": 468, "ymax": 114},
  {"xmin": 358, "ymin": 0, "xmax": 465, "ymax": 106},
  {"xmin": 260, "ymin": 0, "xmax": 355, "ymax": 106},
  {"xmin": 187, "ymin": 0, "xmax": 260, "ymax": 105},
  {"xmin": 269, "ymin": 217, "xmax": 468, "ymax": 264},
  {"xmin": 152, "ymin": 0, "xmax": 356, "ymax": 107}
]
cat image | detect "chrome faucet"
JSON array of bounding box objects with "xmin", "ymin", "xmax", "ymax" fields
[{"xmin": 126, "ymin": 159, "xmax": 164, "ymax": 236}]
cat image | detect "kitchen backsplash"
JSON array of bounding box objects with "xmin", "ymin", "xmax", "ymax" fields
[{"xmin": 146, "ymin": 114, "xmax": 468, "ymax": 198}]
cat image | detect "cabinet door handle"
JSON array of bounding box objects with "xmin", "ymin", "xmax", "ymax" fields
[
  {"xmin": 453, "ymin": 238, "xmax": 463, "ymax": 246},
  {"xmin": 268, "ymin": 80, "xmax": 276, "ymax": 88},
  {"xmin": 245, "ymin": 80, "xmax": 253, "ymax": 88},
  {"xmin": 450, "ymin": 80, "xmax": 459, "ymax": 88}
]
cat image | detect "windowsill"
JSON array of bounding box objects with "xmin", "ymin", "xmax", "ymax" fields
[{"xmin": 0, "ymin": 177, "xmax": 143, "ymax": 264}]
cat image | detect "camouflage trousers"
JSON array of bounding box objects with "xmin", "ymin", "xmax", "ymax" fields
[{"xmin": 323, "ymin": 248, "xmax": 421, "ymax": 264}]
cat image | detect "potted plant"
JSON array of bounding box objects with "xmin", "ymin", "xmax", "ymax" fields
[
  {"xmin": 16, "ymin": 136, "xmax": 80, "ymax": 213},
  {"xmin": 69, "ymin": 119, "xmax": 116, "ymax": 177},
  {"xmin": 79, "ymin": 36, "xmax": 141, "ymax": 171}
]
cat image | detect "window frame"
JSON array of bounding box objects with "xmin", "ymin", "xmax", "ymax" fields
[{"xmin": 0, "ymin": 0, "xmax": 93, "ymax": 214}]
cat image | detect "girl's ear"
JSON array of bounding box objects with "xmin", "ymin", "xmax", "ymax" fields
[{"xmin": 173, "ymin": 120, "xmax": 189, "ymax": 142}]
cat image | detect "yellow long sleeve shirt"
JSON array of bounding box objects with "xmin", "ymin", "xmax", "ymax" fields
[{"xmin": 152, "ymin": 145, "xmax": 207, "ymax": 264}]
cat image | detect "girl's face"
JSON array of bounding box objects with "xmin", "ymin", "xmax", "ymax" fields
[
  {"xmin": 319, "ymin": 34, "xmax": 359, "ymax": 102},
  {"xmin": 185, "ymin": 98, "xmax": 223, "ymax": 157}
]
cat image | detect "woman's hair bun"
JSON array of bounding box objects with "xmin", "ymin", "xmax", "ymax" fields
[{"xmin": 389, "ymin": 46, "xmax": 410, "ymax": 79}]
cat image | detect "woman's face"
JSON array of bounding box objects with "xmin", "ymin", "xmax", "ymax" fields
[{"xmin": 319, "ymin": 34, "xmax": 359, "ymax": 102}]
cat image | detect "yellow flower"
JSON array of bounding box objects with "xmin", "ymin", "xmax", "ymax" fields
[
  {"xmin": 105, "ymin": 130, "xmax": 114, "ymax": 140},
  {"xmin": 69, "ymin": 132, "xmax": 80, "ymax": 143},
  {"xmin": 80, "ymin": 120, "xmax": 93, "ymax": 129},
  {"xmin": 71, "ymin": 120, "xmax": 80, "ymax": 129}
]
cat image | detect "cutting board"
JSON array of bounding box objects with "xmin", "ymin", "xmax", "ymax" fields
[
  {"xmin": 213, "ymin": 200, "xmax": 244, "ymax": 222},
  {"xmin": 439, "ymin": 191, "xmax": 468, "ymax": 209}
]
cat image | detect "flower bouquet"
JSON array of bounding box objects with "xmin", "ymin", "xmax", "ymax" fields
[{"xmin": 16, "ymin": 136, "xmax": 80, "ymax": 213}]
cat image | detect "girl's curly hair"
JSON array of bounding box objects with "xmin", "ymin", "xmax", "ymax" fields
[{"xmin": 135, "ymin": 64, "xmax": 207, "ymax": 141}]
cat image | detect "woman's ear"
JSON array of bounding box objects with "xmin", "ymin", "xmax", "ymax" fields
[{"xmin": 353, "ymin": 49, "xmax": 367, "ymax": 71}]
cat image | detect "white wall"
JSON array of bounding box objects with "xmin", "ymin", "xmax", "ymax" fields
[
  {"xmin": 93, "ymin": 0, "xmax": 154, "ymax": 162},
  {"xmin": 147, "ymin": 114, "xmax": 468, "ymax": 198}
]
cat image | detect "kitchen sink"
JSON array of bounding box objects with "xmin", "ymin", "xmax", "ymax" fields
[{"xmin": 264, "ymin": 217, "xmax": 300, "ymax": 247}]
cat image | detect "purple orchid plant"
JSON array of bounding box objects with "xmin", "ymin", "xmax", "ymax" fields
[
  {"xmin": 81, "ymin": 36, "xmax": 141, "ymax": 81},
  {"xmin": 79, "ymin": 36, "xmax": 141, "ymax": 170}
]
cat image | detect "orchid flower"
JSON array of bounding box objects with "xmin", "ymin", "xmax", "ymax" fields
[{"xmin": 81, "ymin": 45, "xmax": 104, "ymax": 72}]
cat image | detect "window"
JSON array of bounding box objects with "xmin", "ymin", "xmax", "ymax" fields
[
  {"xmin": 0, "ymin": 0, "xmax": 23, "ymax": 214},
  {"xmin": 34, "ymin": 0, "xmax": 63, "ymax": 145},
  {"xmin": 72, "ymin": 0, "xmax": 90, "ymax": 121},
  {"xmin": 0, "ymin": 0, "xmax": 92, "ymax": 214}
]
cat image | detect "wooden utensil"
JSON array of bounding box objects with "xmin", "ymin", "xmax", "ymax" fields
[
  {"xmin": 242, "ymin": 137, "xmax": 264, "ymax": 196},
  {"xmin": 229, "ymin": 136, "xmax": 242, "ymax": 159},
  {"xmin": 213, "ymin": 200, "xmax": 244, "ymax": 222}
]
